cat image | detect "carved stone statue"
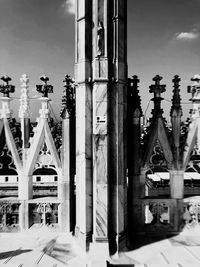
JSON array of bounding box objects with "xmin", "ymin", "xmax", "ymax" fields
[{"xmin": 97, "ymin": 21, "xmax": 104, "ymax": 56}]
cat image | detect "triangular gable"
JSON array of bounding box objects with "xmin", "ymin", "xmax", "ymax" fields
[
  {"xmin": 0, "ymin": 120, "xmax": 5, "ymax": 152},
  {"xmin": 44, "ymin": 122, "xmax": 62, "ymax": 172},
  {"xmin": 183, "ymin": 121, "xmax": 198, "ymax": 168},
  {"xmin": 143, "ymin": 118, "xmax": 173, "ymax": 168},
  {"xmin": 157, "ymin": 119, "xmax": 173, "ymax": 165},
  {"xmin": 26, "ymin": 120, "xmax": 61, "ymax": 175},
  {"xmin": 143, "ymin": 120, "xmax": 159, "ymax": 167}
]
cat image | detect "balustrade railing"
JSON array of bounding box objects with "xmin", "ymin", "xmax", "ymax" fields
[{"xmin": 183, "ymin": 197, "xmax": 200, "ymax": 227}]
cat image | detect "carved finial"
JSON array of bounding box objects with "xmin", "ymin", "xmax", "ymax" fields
[
  {"xmin": 128, "ymin": 75, "xmax": 143, "ymax": 117},
  {"xmin": 132, "ymin": 75, "xmax": 140, "ymax": 87},
  {"xmin": 36, "ymin": 75, "xmax": 53, "ymax": 98},
  {"xmin": 37, "ymin": 76, "xmax": 53, "ymax": 119},
  {"xmin": 0, "ymin": 75, "xmax": 15, "ymax": 97},
  {"xmin": 60, "ymin": 75, "xmax": 75, "ymax": 119},
  {"xmin": 149, "ymin": 75, "xmax": 166, "ymax": 117},
  {"xmin": 170, "ymin": 75, "xmax": 182, "ymax": 117},
  {"xmin": 0, "ymin": 76, "xmax": 15, "ymax": 118},
  {"xmin": 149, "ymin": 75, "xmax": 166, "ymax": 97},
  {"xmin": 19, "ymin": 74, "xmax": 30, "ymax": 119}
]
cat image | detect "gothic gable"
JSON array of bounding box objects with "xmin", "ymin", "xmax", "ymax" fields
[
  {"xmin": 25, "ymin": 120, "xmax": 61, "ymax": 176},
  {"xmin": 183, "ymin": 121, "xmax": 198, "ymax": 168},
  {"xmin": 142, "ymin": 118, "xmax": 173, "ymax": 168}
]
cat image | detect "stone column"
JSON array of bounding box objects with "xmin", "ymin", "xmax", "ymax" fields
[
  {"xmin": 170, "ymin": 170, "xmax": 184, "ymax": 199},
  {"xmin": 92, "ymin": 0, "xmax": 109, "ymax": 242},
  {"xmin": 127, "ymin": 77, "xmax": 143, "ymax": 231},
  {"xmin": 75, "ymin": 0, "xmax": 127, "ymax": 253},
  {"xmin": 127, "ymin": 80, "xmax": 143, "ymax": 243},
  {"xmin": 18, "ymin": 74, "xmax": 32, "ymax": 230},
  {"xmin": 59, "ymin": 114, "xmax": 71, "ymax": 231},
  {"xmin": 107, "ymin": 0, "xmax": 128, "ymax": 255},
  {"xmin": 75, "ymin": 0, "xmax": 93, "ymax": 249},
  {"xmin": 170, "ymin": 75, "xmax": 184, "ymax": 200},
  {"xmin": 60, "ymin": 76, "xmax": 76, "ymax": 232}
]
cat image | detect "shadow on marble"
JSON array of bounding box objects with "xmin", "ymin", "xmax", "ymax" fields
[
  {"xmin": 0, "ymin": 249, "xmax": 32, "ymax": 260},
  {"xmin": 128, "ymin": 234, "xmax": 176, "ymax": 250},
  {"xmin": 41, "ymin": 238, "xmax": 78, "ymax": 265}
]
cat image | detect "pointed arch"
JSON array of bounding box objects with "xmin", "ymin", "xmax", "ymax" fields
[
  {"xmin": 157, "ymin": 119, "xmax": 173, "ymax": 165},
  {"xmin": 25, "ymin": 120, "xmax": 61, "ymax": 176},
  {"xmin": 44, "ymin": 122, "xmax": 62, "ymax": 171},
  {"xmin": 3, "ymin": 118, "xmax": 22, "ymax": 174},
  {"xmin": 143, "ymin": 118, "xmax": 173, "ymax": 168},
  {"xmin": 183, "ymin": 122, "xmax": 198, "ymax": 169}
]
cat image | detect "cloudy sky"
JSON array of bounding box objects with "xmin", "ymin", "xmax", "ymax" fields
[{"xmin": 0, "ymin": 0, "xmax": 200, "ymax": 119}]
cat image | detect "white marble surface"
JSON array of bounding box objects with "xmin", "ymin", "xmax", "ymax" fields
[
  {"xmin": 92, "ymin": 81, "xmax": 108, "ymax": 239},
  {"xmin": 75, "ymin": 84, "xmax": 93, "ymax": 239},
  {"xmin": 96, "ymin": 185, "xmax": 107, "ymax": 237}
]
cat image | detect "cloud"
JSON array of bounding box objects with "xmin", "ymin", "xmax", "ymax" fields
[
  {"xmin": 64, "ymin": 0, "xmax": 75, "ymax": 15},
  {"xmin": 175, "ymin": 31, "xmax": 199, "ymax": 41}
]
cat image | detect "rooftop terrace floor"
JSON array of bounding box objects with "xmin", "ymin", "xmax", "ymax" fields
[{"xmin": 1, "ymin": 225, "xmax": 200, "ymax": 266}]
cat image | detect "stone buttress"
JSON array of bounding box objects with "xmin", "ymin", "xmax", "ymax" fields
[{"xmin": 75, "ymin": 0, "xmax": 128, "ymax": 253}]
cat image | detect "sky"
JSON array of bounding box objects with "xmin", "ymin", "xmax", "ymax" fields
[{"xmin": 0, "ymin": 0, "xmax": 200, "ymax": 120}]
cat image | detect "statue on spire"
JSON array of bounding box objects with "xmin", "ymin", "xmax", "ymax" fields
[
  {"xmin": 36, "ymin": 76, "xmax": 53, "ymax": 119},
  {"xmin": 0, "ymin": 75, "xmax": 15, "ymax": 118},
  {"xmin": 36, "ymin": 75, "xmax": 53, "ymax": 98},
  {"xmin": 0, "ymin": 75, "xmax": 15, "ymax": 97}
]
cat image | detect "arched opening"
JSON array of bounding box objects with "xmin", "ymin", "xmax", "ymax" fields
[{"xmin": 32, "ymin": 167, "xmax": 58, "ymax": 198}]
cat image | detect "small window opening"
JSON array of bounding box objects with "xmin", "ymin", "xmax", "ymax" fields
[{"xmin": 36, "ymin": 176, "xmax": 41, "ymax": 182}]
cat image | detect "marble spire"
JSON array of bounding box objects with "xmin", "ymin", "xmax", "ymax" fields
[{"xmin": 19, "ymin": 74, "xmax": 30, "ymax": 119}]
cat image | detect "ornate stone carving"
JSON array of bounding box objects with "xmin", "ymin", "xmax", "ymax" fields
[
  {"xmin": 145, "ymin": 202, "xmax": 170, "ymax": 225},
  {"xmin": 0, "ymin": 75, "xmax": 15, "ymax": 118},
  {"xmin": 149, "ymin": 75, "xmax": 166, "ymax": 117},
  {"xmin": 19, "ymin": 74, "xmax": 30, "ymax": 119},
  {"xmin": 183, "ymin": 201, "xmax": 200, "ymax": 226},
  {"xmin": 37, "ymin": 203, "xmax": 52, "ymax": 214},
  {"xmin": 0, "ymin": 76, "xmax": 15, "ymax": 97},
  {"xmin": 60, "ymin": 75, "xmax": 75, "ymax": 118},
  {"xmin": 97, "ymin": 21, "xmax": 104, "ymax": 56},
  {"xmin": 128, "ymin": 76, "xmax": 143, "ymax": 117},
  {"xmin": 170, "ymin": 75, "xmax": 182, "ymax": 116},
  {"xmin": 0, "ymin": 202, "xmax": 19, "ymax": 215},
  {"xmin": 36, "ymin": 76, "xmax": 53, "ymax": 119},
  {"xmin": 36, "ymin": 76, "xmax": 53, "ymax": 98}
]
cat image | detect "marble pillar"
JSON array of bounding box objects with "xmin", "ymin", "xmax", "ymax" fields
[
  {"xmin": 107, "ymin": 0, "xmax": 128, "ymax": 255},
  {"xmin": 59, "ymin": 114, "xmax": 75, "ymax": 232},
  {"xmin": 19, "ymin": 200, "xmax": 29, "ymax": 230},
  {"xmin": 75, "ymin": 0, "xmax": 93, "ymax": 249},
  {"xmin": 59, "ymin": 117, "xmax": 71, "ymax": 231},
  {"xmin": 170, "ymin": 170, "xmax": 184, "ymax": 199},
  {"xmin": 18, "ymin": 174, "xmax": 32, "ymax": 230},
  {"xmin": 92, "ymin": 82, "xmax": 108, "ymax": 240},
  {"xmin": 140, "ymin": 167, "xmax": 147, "ymax": 198},
  {"xmin": 18, "ymin": 74, "xmax": 32, "ymax": 230},
  {"xmin": 92, "ymin": 0, "xmax": 109, "ymax": 241},
  {"xmin": 108, "ymin": 81, "xmax": 127, "ymax": 255},
  {"xmin": 127, "ymin": 113, "xmax": 142, "ymax": 241},
  {"xmin": 75, "ymin": 0, "xmax": 127, "ymax": 252},
  {"xmin": 75, "ymin": 83, "xmax": 93, "ymax": 247}
]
